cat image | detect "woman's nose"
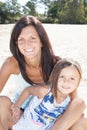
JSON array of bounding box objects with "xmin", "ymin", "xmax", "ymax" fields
[{"xmin": 25, "ymin": 39, "xmax": 32, "ymax": 46}]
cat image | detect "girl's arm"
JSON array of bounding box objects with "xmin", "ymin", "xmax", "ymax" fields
[
  {"xmin": 11, "ymin": 86, "xmax": 37, "ymax": 119},
  {"xmin": 50, "ymin": 97, "xmax": 85, "ymax": 130},
  {"xmin": 13, "ymin": 84, "xmax": 49, "ymax": 108},
  {"xmin": 14, "ymin": 86, "xmax": 33, "ymax": 108},
  {"xmin": 11, "ymin": 85, "xmax": 49, "ymax": 120}
]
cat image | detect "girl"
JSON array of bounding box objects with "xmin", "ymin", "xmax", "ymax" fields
[{"xmin": 11, "ymin": 58, "xmax": 83, "ymax": 130}]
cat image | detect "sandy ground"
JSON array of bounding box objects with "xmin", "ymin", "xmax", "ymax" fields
[{"xmin": 0, "ymin": 23, "xmax": 87, "ymax": 115}]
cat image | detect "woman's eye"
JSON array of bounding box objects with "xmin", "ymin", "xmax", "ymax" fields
[
  {"xmin": 18, "ymin": 38, "xmax": 24, "ymax": 43},
  {"xmin": 31, "ymin": 36, "xmax": 36, "ymax": 40}
]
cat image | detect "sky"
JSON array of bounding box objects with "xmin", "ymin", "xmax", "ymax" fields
[
  {"xmin": 0, "ymin": 0, "xmax": 45, "ymax": 14},
  {"xmin": 0, "ymin": 0, "xmax": 31, "ymax": 5}
]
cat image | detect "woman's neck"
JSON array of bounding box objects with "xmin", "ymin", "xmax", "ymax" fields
[
  {"xmin": 25, "ymin": 56, "xmax": 41, "ymax": 69},
  {"xmin": 25, "ymin": 56, "xmax": 44, "ymax": 84}
]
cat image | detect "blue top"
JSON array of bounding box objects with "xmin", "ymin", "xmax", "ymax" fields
[{"xmin": 23, "ymin": 91, "xmax": 71, "ymax": 129}]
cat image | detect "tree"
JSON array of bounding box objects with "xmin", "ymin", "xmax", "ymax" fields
[
  {"xmin": 0, "ymin": 2, "xmax": 8, "ymax": 23},
  {"xmin": 84, "ymin": 0, "xmax": 87, "ymax": 16},
  {"xmin": 5, "ymin": 0, "xmax": 21, "ymax": 22},
  {"xmin": 47, "ymin": 0, "xmax": 66, "ymax": 23},
  {"xmin": 24, "ymin": 0, "xmax": 37, "ymax": 16},
  {"xmin": 60, "ymin": 0, "xmax": 85, "ymax": 24}
]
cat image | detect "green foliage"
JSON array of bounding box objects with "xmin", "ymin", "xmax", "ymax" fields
[
  {"xmin": 0, "ymin": 2, "xmax": 8, "ymax": 23},
  {"xmin": 0, "ymin": 0, "xmax": 21, "ymax": 23},
  {"xmin": 0, "ymin": 0, "xmax": 87, "ymax": 24},
  {"xmin": 5, "ymin": 0, "xmax": 21, "ymax": 22},
  {"xmin": 25, "ymin": 1, "xmax": 37, "ymax": 16},
  {"xmin": 59, "ymin": 0, "xmax": 85, "ymax": 24},
  {"xmin": 40, "ymin": 0, "xmax": 51, "ymax": 7},
  {"xmin": 44, "ymin": 0, "xmax": 87, "ymax": 24}
]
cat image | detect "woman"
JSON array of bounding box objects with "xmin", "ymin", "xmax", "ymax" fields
[{"xmin": 0, "ymin": 15, "xmax": 86, "ymax": 130}]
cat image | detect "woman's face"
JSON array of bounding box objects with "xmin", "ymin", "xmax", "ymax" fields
[
  {"xmin": 17, "ymin": 26, "xmax": 42, "ymax": 60},
  {"xmin": 57, "ymin": 66, "xmax": 81, "ymax": 95}
]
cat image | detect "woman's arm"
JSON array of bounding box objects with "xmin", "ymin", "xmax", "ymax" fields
[
  {"xmin": 50, "ymin": 97, "xmax": 86, "ymax": 130},
  {"xmin": 0, "ymin": 121, "xmax": 4, "ymax": 130},
  {"xmin": 0, "ymin": 56, "xmax": 19, "ymax": 92}
]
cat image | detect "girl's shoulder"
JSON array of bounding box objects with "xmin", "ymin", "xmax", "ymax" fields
[{"xmin": 2, "ymin": 56, "xmax": 20, "ymax": 74}]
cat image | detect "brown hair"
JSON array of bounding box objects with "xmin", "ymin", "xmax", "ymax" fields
[
  {"xmin": 10, "ymin": 15, "xmax": 56, "ymax": 84},
  {"xmin": 49, "ymin": 58, "xmax": 82, "ymax": 98}
]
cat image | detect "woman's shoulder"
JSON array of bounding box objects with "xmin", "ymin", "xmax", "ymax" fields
[
  {"xmin": 53, "ymin": 55, "xmax": 61, "ymax": 64},
  {"xmin": 2, "ymin": 56, "xmax": 20, "ymax": 74}
]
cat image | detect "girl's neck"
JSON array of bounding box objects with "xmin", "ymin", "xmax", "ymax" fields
[{"xmin": 56, "ymin": 91, "xmax": 68, "ymax": 104}]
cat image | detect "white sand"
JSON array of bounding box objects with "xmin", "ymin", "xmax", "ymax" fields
[{"xmin": 0, "ymin": 24, "xmax": 87, "ymax": 114}]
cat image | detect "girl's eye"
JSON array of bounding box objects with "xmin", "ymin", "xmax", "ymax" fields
[
  {"xmin": 70, "ymin": 77, "xmax": 75, "ymax": 81},
  {"xmin": 59, "ymin": 76, "xmax": 64, "ymax": 79}
]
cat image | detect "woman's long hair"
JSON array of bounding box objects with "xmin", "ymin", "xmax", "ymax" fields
[{"xmin": 10, "ymin": 15, "xmax": 56, "ymax": 84}]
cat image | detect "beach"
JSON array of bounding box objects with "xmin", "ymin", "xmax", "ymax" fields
[{"xmin": 0, "ymin": 23, "xmax": 87, "ymax": 114}]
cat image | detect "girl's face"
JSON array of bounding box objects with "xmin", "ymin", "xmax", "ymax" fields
[
  {"xmin": 17, "ymin": 26, "xmax": 42, "ymax": 60},
  {"xmin": 57, "ymin": 66, "xmax": 81, "ymax": 95}
]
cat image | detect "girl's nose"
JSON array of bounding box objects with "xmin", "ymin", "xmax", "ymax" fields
[{"xmin": 63, "ymin": 79, "xmax": 69, "ymax": 85}]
